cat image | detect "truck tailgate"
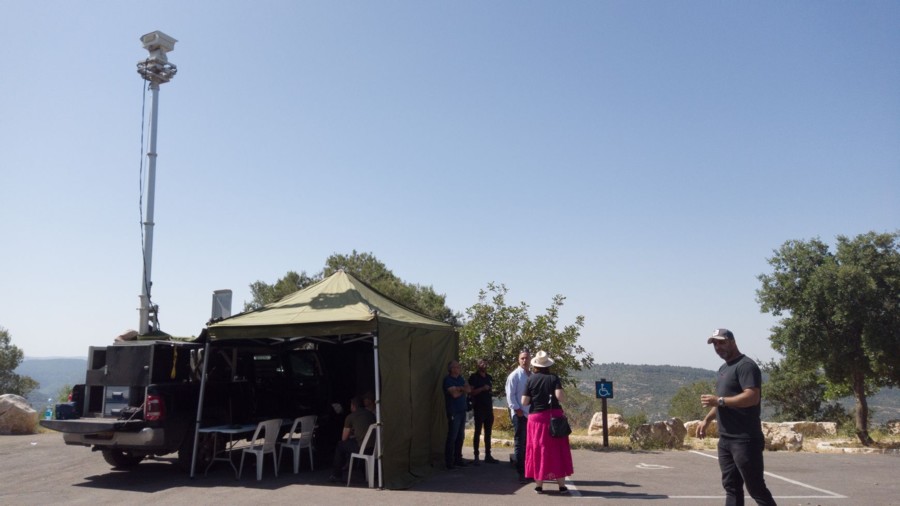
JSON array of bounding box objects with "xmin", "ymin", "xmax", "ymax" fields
[{"xmin": 40, "ymin": 418, "xmax": 146, "ymax": 434}]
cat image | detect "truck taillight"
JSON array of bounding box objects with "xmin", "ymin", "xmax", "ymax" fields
[{"xmin": 145, "ymin": 394, "xmax": 165, "ymax": 422}]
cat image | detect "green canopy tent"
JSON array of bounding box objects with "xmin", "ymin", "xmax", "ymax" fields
[{"xmin": 190, "ymin": 270, "xmax": 457, "ymax": 489}]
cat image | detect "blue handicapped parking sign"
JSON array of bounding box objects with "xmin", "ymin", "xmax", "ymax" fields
[{"xmin": 595, "ymin": 381, "xmax": 614, "ymax": 399}]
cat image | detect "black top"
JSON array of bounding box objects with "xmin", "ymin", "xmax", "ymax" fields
[
  {"xmin": 468, "ymin": 372, "xmax": 494, "ymax": 411},
  {"xmin": 524, "ymin": 372, "xmax": 562, "ymax": 413},
  {"xmin": 716, "ymin": 354, "xmax": 764, "ymax": 439}
]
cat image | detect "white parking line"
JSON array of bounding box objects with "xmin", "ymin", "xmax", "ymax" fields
[
  {"xmin": 565, "ymin": 478, "xmax": 582, "ymax": 497},
  {"xmin": 636, "ymin": 463, "xmax": 672, "ymax": 470},
  {"xmin": 688, "ymin": 450, "xmax": 847, "ymax": 499}
]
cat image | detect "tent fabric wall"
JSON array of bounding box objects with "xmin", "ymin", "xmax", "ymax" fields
[
  {"xmin": 412, "ymin": 327, "xmax": 457, "ymax": 478},
  {"xmin": 379, "ymin": 322, "xmax": 457, "ymax": 486},
  {"xmin": 205, "ymin": 271, "xmax": 457, "ymax": 489}
]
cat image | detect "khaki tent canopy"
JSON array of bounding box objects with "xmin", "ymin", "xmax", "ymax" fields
[{"xmin": 205, "ymin": 270, "xmax": 457, "ymax": 489}]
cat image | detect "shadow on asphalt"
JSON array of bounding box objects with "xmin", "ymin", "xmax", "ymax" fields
[
  {"xmin": 73, "ymin": 457, "xmax": 324, "ymax": 492},
  {"xmin": 70, "ymin": 453, "xmax": 531, "ymax": 495},
  {"xmin": 577, "ymin": 490, "xmax": 671, "ymax": 499}
]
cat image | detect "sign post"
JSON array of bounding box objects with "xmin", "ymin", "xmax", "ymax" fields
[{"xmin": 595, "ymin": 379, "xmax": 614, "ymax": 447}]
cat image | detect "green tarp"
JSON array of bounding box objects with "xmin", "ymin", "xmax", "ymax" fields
[{"xmin": 206, "ymin": 270, "xmax": 457, "ymax": 489}]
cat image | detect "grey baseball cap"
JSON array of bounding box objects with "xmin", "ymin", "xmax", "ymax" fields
[{"xmin": 707, "ymin": 328, "xmax": 735, "ymax": 344}]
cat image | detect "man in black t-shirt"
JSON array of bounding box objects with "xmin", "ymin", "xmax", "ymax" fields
[
  {"xmin": 699, "ymin": 329, "xmax": 776, "ymax": 506},
  {"xmin": 468, "ymin": 359, "xmax": 499, "ymax": 464},
  {"xmin": 329, "ymin": 396, "xmax": 376, "ymax": 483}
]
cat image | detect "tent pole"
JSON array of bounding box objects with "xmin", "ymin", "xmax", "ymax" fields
[
  {"xmin": 372, "ymin": 322, "xmax": 383, "ymax": 489},
  {"xmin": 189, "ymin": 340, "xmax": 211, "ymax": 478}
]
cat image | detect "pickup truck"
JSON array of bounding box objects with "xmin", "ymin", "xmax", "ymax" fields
[{"xmin": 40, "ymin": 339, "xmax": 331, "ymax": 470}]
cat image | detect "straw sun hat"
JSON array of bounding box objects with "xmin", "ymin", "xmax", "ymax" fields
[{"xmin": 530, "ymin": 350, "xmax": 554, "ymax": 368}]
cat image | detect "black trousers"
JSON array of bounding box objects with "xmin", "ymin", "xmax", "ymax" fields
[
  {"xmin": 332, "ymin": 439, "xmax": 359, "ymax": 477},
  {"xmin": 472, "ymin": 407, "xmax": 494, "ymax": 457},
  {"xmin": 717, "ymin": 437, "xmax": 777, "ymax": 506},
  {"xmin": 512, "ymin": 413, "xmax": 527, "ymax": 476}
]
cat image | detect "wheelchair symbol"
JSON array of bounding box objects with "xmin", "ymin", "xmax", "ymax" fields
[{"xmin": 595, "ymin": 381, "xmax": 613, "ymax": 399}]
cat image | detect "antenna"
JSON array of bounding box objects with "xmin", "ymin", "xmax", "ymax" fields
[{"xmin": 136, "ymin": 31, "xmax": 177, "ymax": 335}]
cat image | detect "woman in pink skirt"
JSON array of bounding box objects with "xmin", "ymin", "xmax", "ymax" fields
[{"xmin": 521, "ymin": 351, "xmax": 574, "ymax": 494}]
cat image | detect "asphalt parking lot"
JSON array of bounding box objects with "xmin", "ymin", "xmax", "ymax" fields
[{"xmin": 3, "ymin": 433, "xmax": 898, "ymax": 505}]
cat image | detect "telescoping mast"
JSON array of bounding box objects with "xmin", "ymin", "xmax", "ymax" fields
[{"xmin": 135, "ymin": 31, "xmax": 177, "ymax": 335}]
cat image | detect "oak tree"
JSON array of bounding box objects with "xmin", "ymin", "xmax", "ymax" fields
[
  {"xmin": 458, "ymin": 283, "xmax": 594, "ymax": 394},
  {"xmin": 0, "ymin": 326, "xmax": 39, "ymax": 397},
  {"xmin": 757, "ymin": 231, "xmax": 900, "ymax": 444}
]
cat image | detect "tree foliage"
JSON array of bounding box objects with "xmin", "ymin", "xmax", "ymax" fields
[
  {"xmin": 756, "ymin": 231, "xmax": 900, "ymax": 444},
  {"xmin": 758, "ymin": 357, "xmax": 826, "ymax": 422},
  {"xmin": 758, "ymin": 357, "xmax": 852, "ymax": 424},
  {"xmin": 244, "ymin": 251, "xmax": 459, "ymax": 325},
  {"xmin": 0, "ymin": 326, "xmax": 39, "ymax": 397},
  {"xmin": 458, "ymin": 283, "xmax": 594, "ymax": 394},
  {"xmin": 244, "ymin": 270, "xmax": 318, "ymax": 312},
  {"xmin": 323, "ymin": 252, "xmax": 458, "ymax": 325},
  {"xmin": 668, "ymin": 380, "xmax": 715, "ymax": 421}
]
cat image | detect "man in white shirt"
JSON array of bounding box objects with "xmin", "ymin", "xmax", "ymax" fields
[{"xmin": 505, "ymin": 350, "xmax": 531, "ymax": 483}]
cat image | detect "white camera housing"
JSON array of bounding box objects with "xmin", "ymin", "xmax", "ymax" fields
[{"xmin": 140, "ymin": 31, "xmax": 177, "ymax": 61}]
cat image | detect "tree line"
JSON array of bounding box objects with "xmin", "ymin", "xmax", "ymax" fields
[{"xmin": 3, "ymin": 231, "xmax": 898, "ymax": 446}]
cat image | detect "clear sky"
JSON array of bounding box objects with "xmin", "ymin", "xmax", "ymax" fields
[{"xmin": 1, "ymin": 2, "xmax": 897, "ymax": 371}]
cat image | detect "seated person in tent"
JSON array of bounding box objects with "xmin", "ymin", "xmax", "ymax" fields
[
  {"xmin": 328, "ymin": 395, "xmax": 376, "ymax": 482},
  {"xmin": 363, "ymin": 391, "xmax": 376, "ymax": 412}
]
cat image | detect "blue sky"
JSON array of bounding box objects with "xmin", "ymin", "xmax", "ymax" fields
[{"xmin": 1, "ymin": 2, "xmax": 897, "ymax": 371}]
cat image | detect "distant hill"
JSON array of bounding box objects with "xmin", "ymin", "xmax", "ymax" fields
[
  {"xmin": 573, "ymin": 363, "xmax": 717, "ymax": 422},
  {"xmin": 13, "ymin": 358, "xmax": 900, "ymax": 425},
  {"xmin": 15, "ymin": 357, "xmax": 87, "ymax": 408},
  {"xmin": 573, "ymin": 363, "xmax": 900, "ymax": 425}
]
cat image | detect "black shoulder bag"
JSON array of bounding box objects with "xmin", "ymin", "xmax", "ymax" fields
[{"xmin": 549, "ymin": 384, "xmax": 572, "ymax": 438}]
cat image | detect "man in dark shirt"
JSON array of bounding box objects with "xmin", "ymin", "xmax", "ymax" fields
[
  {"xmin": 468, "ymin": 359, "xmax": 499, "ymax": 465},
  {"xmin": 699, "ymin": 328, "xmax": 777, "ymax": 506},
  {"xmin": 329, "ymin": 396, "xmax": 376, "ymax": 482},
  {"xmin": 444, "ymin": 360, "xmax": 471, "ymax": 469}
]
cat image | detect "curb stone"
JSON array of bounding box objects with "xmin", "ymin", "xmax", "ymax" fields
[{"xmin": 816, "ymin": 441, "xmax": 900, "ymax": 454}]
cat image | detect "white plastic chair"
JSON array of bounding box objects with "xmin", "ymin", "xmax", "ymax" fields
[
  {"xmin": 238, "ymin": 418, "xmax": 282, "ymax": 480},
  {"xmin": 279, "ymin": 415, "xmax": 316, "ymax": 473},
  {"xmin": 346, "ymin": 423, "xmax": 379, "ymax": 488}
]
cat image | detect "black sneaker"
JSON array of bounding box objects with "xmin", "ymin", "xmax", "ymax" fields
[
  {"xmin": 472, "ymin": 458, "xmax": 481, "ymax": 466},
  {"xmin": 454, "ymin": 459, "xmax": 469, "ymax": 467},
  {"xmin": 559, "ymin": 486, "xmax": 570, "ymax": 495},
  {"xmin": 484, "ymin": 455, "xmax": 499, "ymax": 464}
]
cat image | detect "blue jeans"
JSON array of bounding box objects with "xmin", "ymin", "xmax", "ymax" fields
[
  {"xmin": 512, "ymin": 413, "xmax": 527, "ymax": 476},
  {"xmin": 718, "ymin": 437, "xmax": 777, "ymax": 506},
  {"xmin": 445, "ymin": 412, "xmax": 466, "ymax": 466}
]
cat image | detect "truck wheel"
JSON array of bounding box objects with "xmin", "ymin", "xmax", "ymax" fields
[{"xmin": 101, "ymin": 449, "xmax": 145, "ymax": 469}]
